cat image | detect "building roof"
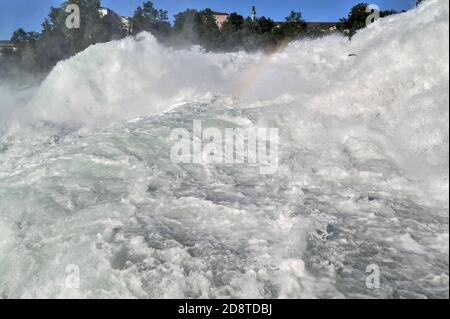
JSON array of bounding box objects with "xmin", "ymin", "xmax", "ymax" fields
[
  {"xmin": 0, "ymin": 40, "xmax": 14, "ymax": 46},
  {"xmin": 305, "ymin": 22, "xmax": 339, "ymax": 27},
  {"xmin": 275, "ymin": 22, "xmax": 304, "ymax": 25},
  {"xmin": 211, "ymin": 11, "xmax": 229, "ymax": 16},
  {"xmin": 275, "ymin": 22, "xmax": 338, "ymax": 26}
]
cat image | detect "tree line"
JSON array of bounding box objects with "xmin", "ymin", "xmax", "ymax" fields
[{"xmin": 0, "ymin": 0, "xmax": 404, "ymax": 77}]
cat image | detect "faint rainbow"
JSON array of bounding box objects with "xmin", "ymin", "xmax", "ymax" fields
[{"xmin": 235, "ymin": 39, "xmax": 291, "ymax": 97}]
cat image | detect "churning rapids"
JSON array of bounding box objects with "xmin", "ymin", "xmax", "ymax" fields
[{"xmin": 0, "ymin": 0, "xmax": 448, "ymax": 298}]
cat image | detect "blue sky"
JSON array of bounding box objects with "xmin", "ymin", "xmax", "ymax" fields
[{"xmin": 0, "ymin": 0, "xmax": 416, "ymax": 39}]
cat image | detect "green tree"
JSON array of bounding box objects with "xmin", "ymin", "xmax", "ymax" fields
[
  {"xmin": 285, "ymin": 11, "xmax": 304, "ymax": 23},
  {"xmin": 171, "ymin": 8, "xmax": 219, "ymax": 50},
  {"xmin": 219, "ymin": 12, "xmax": 245, "ymax": 50},
  {"xmin": 5, "ymin": 28, "xmax": 41, "ymax": 71},
  {"xmin": 66, "ymin": 0, "xmax": 110, "ymax": 52},
  {"xmin": 11, "ymin": 28, "xmax": 37, "ymax": 45},
  {"xmin": 222, "ymin": 12, "xmax": 244, "ymax": 33},
  {"xmin": 21, "ymin": 0, "xmax": 112, "ymax": 71},
  {"xmin": 38, "ymin": 0, "xmax": 109, "ymax": 58},
  {"xmin": 133, "ymin": 1, "xmax": 170, "ymax": 38},
  {"xmin": 256, "ymin": 17, "xmax": 276, "ymax": 33},
  {"xmin": 339, "ymin": 3, "xmax": 369, "ymax": 37},
  {"xmin": 172, "ymin": 9, "xmax": 201, "ymax": 46},
  {"xmin": 240, "ymin": 16, "xmax": 280, "ymax": 51},
  {"xmin": 339, "ymin": 3, "xmax": 398, "ymax": 37},
  {"xmin": 279, "ymin": 11, "xmax": 306, "ymax": 39},
  {"xmin": 197, "ymin": 9, "xmax": 220, "ymax": 49}
]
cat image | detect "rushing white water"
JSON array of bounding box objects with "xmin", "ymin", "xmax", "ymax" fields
[{"xmin": 0, "ymin": 0, "xmax": 448, "ymax": 298}]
